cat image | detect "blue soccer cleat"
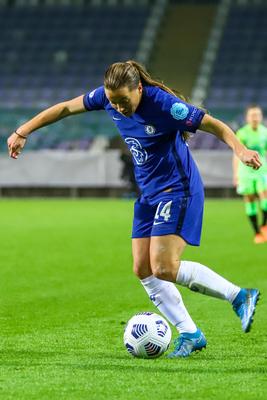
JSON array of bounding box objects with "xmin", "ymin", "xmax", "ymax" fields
[
  {"xmin": 167, "ymin": 328, "xmax": 207, "ymax": 358},
  {"xmin": 232, "ymin": 288, "xmax": 260, "ymax": 333}
]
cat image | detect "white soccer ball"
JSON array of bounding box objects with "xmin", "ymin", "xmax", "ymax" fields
[{"xmin": 123, "ymin": 312, "xmax": 172, "ymax": 359}]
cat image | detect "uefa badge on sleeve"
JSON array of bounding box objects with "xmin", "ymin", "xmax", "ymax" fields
[{"xmin": 170, "ymin": 102, "xmax": 189, "ymax": 120}]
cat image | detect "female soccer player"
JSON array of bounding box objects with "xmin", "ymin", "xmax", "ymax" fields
[
  {"xmin": 233, "ymin": 105, "xmax": 267, "ymax": 244},
  {"xmin": 7, "ymin": 61, "xmax": 261, "ymax": 358}
]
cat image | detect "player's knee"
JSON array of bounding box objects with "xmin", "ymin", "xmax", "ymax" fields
[
  {"xmin": 151, "ymin": 256, "xmax": 180, "ymax": 281},
  {"xmin": 152, "ymin": 265, "xmax": 167, "ymax": 280},
  {"xmin": 133, "ymin": 261, "xmax": 150, "ymax": 279},
  {"xmin": 151, "ymin": 261, "xmax": 173, "ymax": 280},
  {"xmin": 244, "ymin": 195, "xmax": 257, "ymax": 202}
]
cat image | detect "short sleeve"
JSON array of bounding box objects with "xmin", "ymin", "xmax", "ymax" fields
[
  {"xmin": 264, "ymin": 129, "xmax": 267, "ymax": 151},
  {"xmin": 236, "ymin": 129, "xmax": 246, "ymax": 145},
  {"xmin": 83, "ymin": 86, "xmax": 107, "ymax": 111},
  {"xmin": 153, "ymin": 88, "xmax": 205, "ymax": 133}
]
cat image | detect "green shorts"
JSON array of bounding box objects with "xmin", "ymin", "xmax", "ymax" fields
[{"xmin": 237, "ymin": 174, "xmax": 267, "ymax": 195}]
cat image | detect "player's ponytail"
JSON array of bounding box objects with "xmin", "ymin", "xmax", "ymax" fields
[
  {"xmin": 126, "ymin": 60, "xmax": 189, "ymax": 104},
  {"xmin": 104, "ymin": 60, "xmax": 191, "ymax": 140}
]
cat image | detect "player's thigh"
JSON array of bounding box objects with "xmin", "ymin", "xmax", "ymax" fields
[
  {"xmin": 256, "ymin": 175, "xmax": 267, "ymax": 199},
  {"xmin": 244, "ymin": 194, "xmax": 258, "ymax": 202},
  {"xmin": 238, "ymin": 177, "xmax": 257, "ymax": 198},
  {"xmin": 131, "ymin": 197, "xmax": 156, "ymax": 279},
  {"xmin": 258, "ymin": 190, "xmax": 267, "ymax": 200},
  {"xmin": 150, "ymin": 234, "xmax": 187, "ymax": 281},
  {"xmin": 132, "ymin": 237, "xmax": 152, "ymax": 279},
  {"xmin": 149, "ymin": 191, "xmax": 203, "ymax": 280}
]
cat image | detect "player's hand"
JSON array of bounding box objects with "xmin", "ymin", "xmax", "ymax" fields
[
  {"xmin": 238, "ymin": 149, "xmax": 262, "ymax": 170},
  {"xmin": 7, "ymin": 132, "xmax": 27, "ymax": 159}
]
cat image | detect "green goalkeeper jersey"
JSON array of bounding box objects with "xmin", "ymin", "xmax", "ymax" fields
[{"xmin": 236, "ymin": 123, "xmax": 267, "ymax": 178}]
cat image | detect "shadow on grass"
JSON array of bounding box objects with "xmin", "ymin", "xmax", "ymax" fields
[
  {"xmin": 0, "ymin": 362, "xmax": 266, "ymax": 375},
  {"xmin": 0, "ymin": 351, "xmax": 266, "ymax": 375}
]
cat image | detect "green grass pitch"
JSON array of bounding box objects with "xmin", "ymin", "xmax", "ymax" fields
[{"xmin": 0, "ymin": 199, "xmax": 266, "ymax": 400}]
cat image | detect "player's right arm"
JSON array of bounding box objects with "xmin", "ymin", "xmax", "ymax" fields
[
  {"xmin": 232, "ymin": 128, "xmax": 243, "ymax": 187},
  {"xmin": 7, "ymin": 95, "xmax": 86, "ymax": 159},
  {"xmin": 232, "ymin": 154, "xmax": 239, "ymax": 187}
]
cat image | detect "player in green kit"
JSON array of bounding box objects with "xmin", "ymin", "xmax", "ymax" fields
[{"xmin": 233, "ymin": 105, "xmax": 267, "ymax": 243}]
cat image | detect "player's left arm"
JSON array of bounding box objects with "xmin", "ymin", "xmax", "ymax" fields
[{"xmin": 199, "ymin": 114, "xmax": 262, "ymax": 170}]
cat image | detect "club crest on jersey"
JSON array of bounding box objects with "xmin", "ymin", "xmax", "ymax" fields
[
  {"xmin": 145, "ymin": 125, "xmax": 156, "ymax": 135},
  {"xmin": 170, "ymin": 102, "xmax": 189, "ymax": 120}
]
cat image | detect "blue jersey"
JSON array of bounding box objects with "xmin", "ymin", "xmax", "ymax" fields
[{"xmin": 83, "ymin": 85, "xmax": 205, "ymax": 200}]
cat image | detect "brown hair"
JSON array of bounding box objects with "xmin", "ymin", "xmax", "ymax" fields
[
  {"xmin": 104, "ymin": 60, "xmax": 191, "ymax": 140},
  {"xmin": 246, "ymin": 104, "xmax": 262, "ymax": 113}
]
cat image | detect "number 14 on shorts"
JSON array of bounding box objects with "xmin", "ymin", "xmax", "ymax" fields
[{"xmin": 154, "ymin": 201, "xmax": 173, "ymax": 224}]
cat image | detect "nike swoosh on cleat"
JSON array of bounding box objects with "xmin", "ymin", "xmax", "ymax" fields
[{"xmin": 244, "ymin": 290, "xmax": 260, "ymax": 333}]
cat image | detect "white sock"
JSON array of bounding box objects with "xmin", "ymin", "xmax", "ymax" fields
[
  {"xmin": 141, "ymin": 275, "xmax": 197, "ymax": 333},
  {"xmin": 177, "ymin": 261, "xmax": 240, "ymax": 303}
]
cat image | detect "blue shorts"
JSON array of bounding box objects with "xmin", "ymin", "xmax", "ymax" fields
[{"xmin": 132, "ymin": 190, "xmax": 204, "ymax": 246}]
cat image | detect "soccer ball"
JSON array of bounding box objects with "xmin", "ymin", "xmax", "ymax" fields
[{"xmin": 123, "ymin": 312, "xmax": 172, "ymax": 359}]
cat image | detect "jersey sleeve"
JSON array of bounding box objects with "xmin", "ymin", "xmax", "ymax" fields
[
  {"xmin": 83, "ymin": 86, "xmax": 107, "ymax": 111},
  {"xmin": 153, "ymin": 87, "xmax": 205, "ymax": 133},
  {"xmin": 236, "ymin": 128, "xmax": 246, "ymax": 145},
  {"xmin": 264, "ymin": 129, "xmax": 267, "ymax": 151}
]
